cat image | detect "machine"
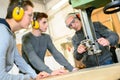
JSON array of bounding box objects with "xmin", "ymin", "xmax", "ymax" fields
[
  {"xmin": 103, "ymin": 0, "xmax": 120, "ymax": 14},
  {"xmin": 69, "ymin": 0, "xmax": 116, "ymax": 65}
]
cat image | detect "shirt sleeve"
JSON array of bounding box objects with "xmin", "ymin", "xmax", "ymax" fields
[
  {"xmin": 47, "ymin": 35, "xmax": 73, "ymax": 71},
  {"xmin": 22, "ymin": 35, "xmax": 52, "ymax": 73},
  {"xmin": 0, "ymin": 24, "xmax": 35, "ymax": 80},
  {"xmin": 72, "ymin": 35, "xmax": 84, "ymax": 60},
  {"xmin": 94, "ymin": 22, "xmax": 119, "ymax": 46},
  {"xmin": 14, "ymin": 46, "xmax": 37, "ymax": 79}
]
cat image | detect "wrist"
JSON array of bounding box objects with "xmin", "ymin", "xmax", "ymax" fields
[{"xmin": 72, "ymin": 68, "xmax": 79, "ymax": 72}]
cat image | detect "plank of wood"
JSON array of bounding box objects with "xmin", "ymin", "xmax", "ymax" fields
[{"xmin": 41, "ymin": 63, "xmax": 120, "ymax": 80}]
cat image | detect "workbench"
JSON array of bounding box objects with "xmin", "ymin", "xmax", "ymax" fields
[{"xmin": 41, "ymin": 63, "xmax": 120, "ymax": 80}]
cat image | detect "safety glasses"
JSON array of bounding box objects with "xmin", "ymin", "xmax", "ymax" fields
[{"xmin": 66, "ymin": 17, "xmax": 77, "ymax": 29}]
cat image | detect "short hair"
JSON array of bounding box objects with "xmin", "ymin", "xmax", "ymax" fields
[
  {"xmin": 65, "ymin": 12, "xmax": 81, "ymax": 22},
  {"xmin": 33, "ymin": 12, "xmax": 48, "ymax": 21},
  {"xmin": 6, "ymin": 0, "xmax": 34, "ymax": 19}
]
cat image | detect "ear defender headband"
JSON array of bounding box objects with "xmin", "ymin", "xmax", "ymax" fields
[
  {"xmin": 32, "ymin": 12, "xmax": 39, "ymax": 29},
  {"xmin": 75, "ymin": 13, "xmax": 80, "ymax": 20},
  {"xmin": 12, "ymin": 0, "xmax": 24, "ymax": 21},
  {"xmin": 72, "ymin": 13, "xmax": 80, "ymax": 20}
]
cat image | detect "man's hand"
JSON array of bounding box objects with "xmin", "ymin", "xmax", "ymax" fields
[
  {"xmin": 51, "ymin": 69, "xmax": 68, "ymax": 76},
  {"xmin": 72, "ymin": 67, "xmax": 79, "ymax": 72},
  {"xmin": 77, "ymin": 44, "xmax": 87, "ymax": 54},
  {"xmin": 36, "ymin": 71, "xmax": 50, "ymax": 80},
  {"xmin": 97, "ymin": 37, "xmax": 110, "ymax": 46}
]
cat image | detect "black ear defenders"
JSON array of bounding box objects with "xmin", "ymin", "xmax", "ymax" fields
[
  {"xmin": 69, "ymin": 13, "xmax": 81, "ymax": 20},
  {"xmin": 12, "ymin": 0, "xmax": 24, "ymax": 21},
  {"xmin": 32, "ymin": 12, "xmax": 39, "ymax": 29},
  {"xmin": 72, "ymin": 13, "xmax": 81, "ymax": 20},
  {"xmin": 75, "ymin": 13, "xmax": 81, "ymax": 20}
]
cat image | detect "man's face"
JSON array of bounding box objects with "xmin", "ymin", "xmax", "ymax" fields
[
  {"xmin": 39, "ymin": 18, "xmax": 48, "ymax": 32},
  {"xmin": 65, "ymin": 16, "xmax": 82, "ymax": 31},
  {"xmin": 20, "ymin": 6, "xmax": 33, "ymax": 29}
]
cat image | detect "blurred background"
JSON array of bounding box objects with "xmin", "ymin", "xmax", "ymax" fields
[{"xmin": 0, "ymin": 0, "xmax": 120, "ymax": 74}]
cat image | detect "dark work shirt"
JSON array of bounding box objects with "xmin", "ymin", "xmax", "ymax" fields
[
  {"xmin": 72, "ymin": 22, "xmax": 119, "ymax": 67},
  {"xmin": 22, "ymin": 32, "xmax": 73, "ymax": 73}
]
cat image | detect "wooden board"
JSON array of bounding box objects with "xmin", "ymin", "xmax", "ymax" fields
[{"xmin": 41, "ymin": 63, "xmax": 120, "ymax": 80}]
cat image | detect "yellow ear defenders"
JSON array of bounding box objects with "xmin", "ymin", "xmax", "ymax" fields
[
  {"xmin": 32, "ymin": 12, "xmax": 39, "ymax": 29},
  {"xmin": 12, "ymin": 0, "xmax": 24, "ymax": 21}
]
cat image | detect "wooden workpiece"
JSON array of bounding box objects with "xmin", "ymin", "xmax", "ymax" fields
[{"xmin": 41, "ymin": 63, "xmax": 120, "ymax": 80}]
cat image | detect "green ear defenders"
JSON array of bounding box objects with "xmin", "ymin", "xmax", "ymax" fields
[
  {"xmin": 32, "ymin": 12, "xmax": 39, "ymax": 29},
  {"xmin": 12, "ymin": 0, "xmax": 24, "ymax": 21}
]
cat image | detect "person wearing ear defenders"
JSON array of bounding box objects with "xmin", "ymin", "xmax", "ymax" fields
[
  {"xmin": 65, "ymin": 13, "xmax": 119, "ymax": 68},
  {"xmin": 21, "ymin": 12, "xmax": 78, "ymax": 76},
  {"xmin": 0, "ymin": 0, "xmax": 49, "ymax": 80}
]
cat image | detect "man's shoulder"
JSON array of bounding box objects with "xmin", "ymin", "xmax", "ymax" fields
[
  {"xmin": 42, "ymin": 33, "xmax": 50, "ymax": 38},
  {"xmin": 23, "ymin": 32, "xmax": 31, "ymax": 37},
  {"xmin": 72, "ymin": 34, "xmax": 78, "ymax": 40},
  {"xmin": 42, "ymin": 33, "xmax": 49, "ymax": 36},
  {"xmin": 0, "ymin": 23, "xmax": 7, "ymax": 31},
  {"xmin": 22, "ymin": 32, "xmax": 31, "ymax": 40},
  {"xmin": 93, "ymin": 21, "xmax": 101, "ymax": 25}
]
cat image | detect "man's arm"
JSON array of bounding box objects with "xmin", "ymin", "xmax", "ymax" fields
[
  {"xmin": 94, "ymin": 22, "xmax": 119, "ymax": 46},
  {"xmin": 22, "ymin": 35, "xmax": 52, "ymax": 73},
  {"xmin": 72, "ymin": 35, "xmax": 84, "ymax": 60},
  {"xmin": 47, "ymin": 35, "xmax": 74, "ymax": 71},
  {"xmin": 14, "ymin": 46, "xmax": 37, "ymax": 79},
  {"xmin": 0, "ymin": 24, "xmax": 33, "ymax": 80}
]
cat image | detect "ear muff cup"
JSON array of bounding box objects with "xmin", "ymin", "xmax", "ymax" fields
[
  {"xmin": 12, "ymin": 6, "xmax": 24, "ymax": 21},
  {"xmin": 32, "ymin": 20, "xmax": 39, "ymax": 29}
]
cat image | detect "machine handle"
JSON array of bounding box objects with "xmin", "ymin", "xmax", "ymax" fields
[{"xmin": 103, "ymin": 0, "xmax": 120, "ymax": 14}]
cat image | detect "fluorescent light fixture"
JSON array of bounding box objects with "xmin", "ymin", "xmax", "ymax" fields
[{"xmin": 52, "ymin": 0, "xmax": 68, "ymax": 10}]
